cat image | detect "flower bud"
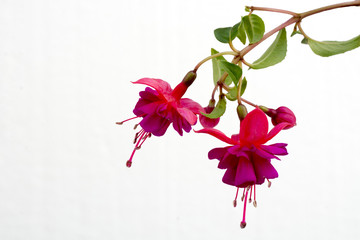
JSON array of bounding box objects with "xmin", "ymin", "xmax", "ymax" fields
[
  {"xmin": 172, "ymin": 71, "xmax": 197, "ymax": 99},
  {"xmin": 261, "ymin": 105, "xmax": 296, "ymax": 130},
  {"xmin": 199, "ymin": 99, "xmax": 220, "ymax": 128},
  {"xmin": 237, "ymin": 104, "xmax": 248, "ymax": 121}
]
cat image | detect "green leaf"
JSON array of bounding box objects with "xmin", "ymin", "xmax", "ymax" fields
[
  {"xmin": 202, "ymin": 96, "xmax": 226, "ymax": 119},
  {"xmin": 219, "ymin": 61, "xmax": 242, "ymax": 85},
  {"xmin": 307, "ymin": 35, "xmax": 360, "ymax": 57},
  {"xmin": 211, "ymin": 48, "xmax": 232, "ymax": 86},
  {"xmin": 240, "ymin": 77, "xmax": 247, "ymax": 96},
  {"xmin": 249, "ymin": 28, "xmax": 287, "ymax": 69},
  {"xmin": 237, "ymin": 20, "xmax": 246, "ymax": 45},
  {"xmin": 242, "ymin": 14, "xmax": 265, "ymax": 44},
  {"xmin": 214, "ymin": 27, "xmax": 237, "ymax": 43},
  {"xmin": 231, "ymin": 22, "xmax": 240, "ymax": 41},
  {"xmin": 225, "ymin": 86, "xmax": 237, "ymax": 101}
]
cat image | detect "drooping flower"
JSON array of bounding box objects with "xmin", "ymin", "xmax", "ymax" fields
[
  {"xmin": 196, "ymin": 107, "xmax": 292, "ymax": 228},
  {"xmin": 117, "ymin": 72, "xmax": 204, "ymax": 167},
  {"xmin": 260, "ymin": 105, "xmax": 296, "ymax": 129}
]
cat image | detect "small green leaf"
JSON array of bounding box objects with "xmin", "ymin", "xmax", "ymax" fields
[
  {"xmin": 202, "ymin": 96, "xmax": 226, "ymax": 119},
  {"xmin": 211, "ymin": 48, "xmax": 232, "ymax": 86},
  {"xmin": 214, "ymin": 27, "xmax": 237, "ymax": 43},
  {"xmin": 307, "ymin": 35, "xmax": 360, "ymax": 57},
  {"xmin": 301, "ymin": 38, "xmax": 308, "ymax": 44},
  {"xmin": 219, "ymin": 61, "xmax": 242, "ymax": 85},
  {"xmin": 291, "ymin": 30, "xmax": 302, "ymax": 37},
  {"xmin": 237, "ymin": 20, "xmax": 246, "ymax": 45},
  {"xmin": 242, "ymin": 14, "xmax": 265, "ymax": 44},
  {"xmin": 250, "ymin": 28, "xmax": 287, "ymax": 69},
  {"xmin": 225, "ymin": 86, "xmax": 238, "ymax": 101},
  {"xmin": 240, "ymin": 77, "xmax": 247, "ymax": 96}
]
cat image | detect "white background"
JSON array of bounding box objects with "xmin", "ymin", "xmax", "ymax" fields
[{"xmin": 1, "ymin": 0, "xmax": 360, "ymax": 239}]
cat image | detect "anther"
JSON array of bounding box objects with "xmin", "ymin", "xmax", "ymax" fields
[
  {"xmin": 133, "ymin": 124, "xmax": 139, "ymax": 130},
  {"xmin": 233, "ymin": 200, "xmax": 237, "ymax": 208},
  {"xmin": 267, "ymin": 179, "xmax": 272, "ymax": 188},
  {"xmin": 116, "ymin": 121, "xmax": 123, "ymax": 125},
  {"xmin": 136, "ymin": 146, "xmax": 141, "ymax": 150},
  {"xmin": 253, "ymin": 200, "xmax": 257, "ymax": 208}
]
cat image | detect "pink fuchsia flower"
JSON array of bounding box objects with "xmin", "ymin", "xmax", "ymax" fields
[
  {"xmin": 260, "ymin": 106, "xmax": 296, "ymax": 130},
  {"xmin": 199, "ymin": 99, "xmax": 220, "ymax": 128},
  {"xmin": 117, "ymin": 72, "xmax": 204, "ymax": 167},
  {"xmin": 196, "ymin": 108, "xmax": 292, "ymax": 228}
]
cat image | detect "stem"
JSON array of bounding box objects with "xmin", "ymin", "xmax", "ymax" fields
[
  {"xmin": 300, "ymin": 0, "xmax": 360, "ymax": 18},
  {"xmin": 237, "ymin": 61, "xmax": 243, "ymax": 105},
  {"xmin": 246, "ymin": 6, "xmax": 298, "ymax": 16},
  {"xmin": 297, "ymin": 22, "xmax": 311, "ymax": 39},
  {"xmin": 240, "ymin": 0, "xmax": 360, "ymax": 58},
  {"xmin": 241, "ymin": 98, "xmax": 257, "ymax": 108},
  {"xmin": 193, "ymin": 51, "xmax": 237, "ymax": 72}
]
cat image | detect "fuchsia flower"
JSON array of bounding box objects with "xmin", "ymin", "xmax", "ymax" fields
[
  {"xmin": 117, "ymin": 74, "xmax": 204, "ymax": 167},
  {"xmin": 196, "ymin": 108, "xmax": 292, "ymax": 228}
]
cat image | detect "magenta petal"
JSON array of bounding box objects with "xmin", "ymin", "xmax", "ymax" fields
[
  {"xmin": 172, "ymin": 113, "xmax": 184, "ymax": 136},
  {"xmin": 252, "ymin": 154, "xmax": 278, "ymax": 184},
  {"xmin": 222, "ymin": 167, "xmax": 236, "ymax": 186},
  {"xmin": 195, "ymin": 128, "xmax": 238, "ymax": 145},
  {"xmin": 240, "ymin": 108, "xmax": 268, "ymax": 144},
  {"xmin": 265, "ymin": 122, "xmax": 291, "ymax": 143},
  {"xmin": 139, "ymin": 87, "xmax": 161, "ymax": 101},
  {"xmin": 234, "ymin": 157, "xmax": 257, "ymax": 187},
  {"xmin": 181, "ymin": 116, "xmax": 192, "ymax": 133},
  {"xmin": 134, "ymin": 101, "xmax": 161, "ymax": 116},
  {"xmin": 260, "ymin": 143, "xmax": 288, "ymax": 156},
  {"xmin": 177, "ymin": 107, "xmax": 197, "ymax": 125},
  {"xmin": 228, "ymin": 145, "xmax": 249, "ymax": 159},
  {"xmin": 133, "ymin": 78, "xmax": 173, "ymax": 96},
  {"xmin": 255, "ymin": 148, "xmax": 279, "ymax": 160},
  {"xmin": 180, "ymin": 98, "xmax": 205, "ymax": 114},
  {"xmin": 208, "ymin": 147, "xmax": 227, "ymax": 160},
  {"xmin": 218, "ymin": 152, "xmax": 238, "ymax": 169},
  {"xmin": 140, "ymin": 114, "xmax": 170, "ymax": 136}
]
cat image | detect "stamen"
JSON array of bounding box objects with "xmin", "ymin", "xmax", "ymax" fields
[
  {"xmin": 138, "ymin": 132, "xmax": 150, "ymax": 148},
  {"xmin": 133, "ymin": 129, "xmax": 145, "ymax": 144},
  {"xmin": 240, "ymin": 186, "xmax": 251, "ymax": 229},
  {"xmin": 249, "ymin": 185, "xmax": 253, "ymax": 203},
  {"xmin": 126, "ymin": 130, "xmax": 146, "ymax": 168},
  {"xmin": 116, "ymin": 115, "xmax": 141, "ymax": 125},
  {"xmin": 241, "ymin": 188, "xmax": 246, "ymax": 201},
  {"xmin": 253, "ymin": 185, "xmax": 257, "ymax": 208},
  {"xmin": 233, "ymin": 187, "xmax": 240, "ymax": 207}
]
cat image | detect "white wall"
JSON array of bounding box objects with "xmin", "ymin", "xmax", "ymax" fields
[{"xmin": 1, "ymin": 0, "xmax": 359, "ymax": 239}]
